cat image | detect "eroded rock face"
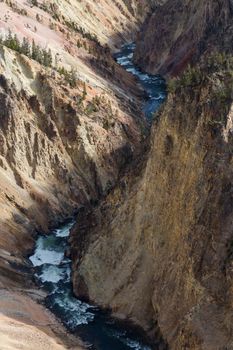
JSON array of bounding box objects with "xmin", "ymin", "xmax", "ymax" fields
[
  {"xmin": 134, "ymin": 0, "xmax": 233, "ymax": 76},
  {"xmin": 0, "ymin": 0, "xmax": 153, "ymax": 262},
  {"xmin": 0, "ymin": 44, "xmax": 146, "ymax": 261},
  {"xmin": 71, "ymin": 56, "xmax": 233, "ymax": 348},
  {"xmin": 0, "ymin": 0, "xmax": 153, "ymax": 347}
]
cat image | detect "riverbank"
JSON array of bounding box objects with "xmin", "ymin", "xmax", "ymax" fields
[{"xmin": 0, "ymin": 289, "xmax": 85, "ymax": 350}]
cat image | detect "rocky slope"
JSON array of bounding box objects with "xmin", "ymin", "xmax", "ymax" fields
[
  {"xmin": 0, "ymin": 0, "xmax": 153, "ymax": 50},
  {"xmin": 134, "ymin": 0, "xmax": 233, "ymax": 76},
  {"xmin": 0, "ymin": 43, "xmax": 145, "ymax": 249},
  {"xmin": 0, "ymin": 0, "xmax": 155, "ymax": 348},
  {"xmin": 71, "ymin": 53, "xmax": 233, "ymax": 349}
]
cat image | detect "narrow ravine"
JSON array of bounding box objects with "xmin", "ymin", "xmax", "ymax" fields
[{"xmin": 29, "ymin": 43, "xmax": 167, "ymax": 350}]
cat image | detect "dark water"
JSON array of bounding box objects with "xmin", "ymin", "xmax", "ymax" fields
[
  {"xmin": 29, "ymin": 44, "xmax": 166, "ymax": 350},
  {"xmin": 114, "ymin": 43, "xmax": 167, "ymax": 119},
  {"xmin": 29, "ymin": 220, "xmax": 158, "ymax": 350}
]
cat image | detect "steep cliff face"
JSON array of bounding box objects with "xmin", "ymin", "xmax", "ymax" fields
[
  {"xmin": 134, "ymin": 0, "xmax": 233, "ymax": 76},
  {"xmin": 0, "ymin": 0, "xmax": 153, "ymax": 50},
  {"xmin": 0, "ymin": 54, "xmax": 143, "ymax": 350},
  {"xmin": 0, "ymin": 0, "xmax": 154, "ymax": 348},
  {"xmin": 0, "ymin": 45, "xmax": 144, "ymax": 247},
  {"xmin": 71, "ymin": 55, "xmax": 233, "ymax": 349}
]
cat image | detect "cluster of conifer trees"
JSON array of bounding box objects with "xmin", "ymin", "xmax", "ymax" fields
[{"xmin": 0, "ymin": 31, "xmax": 52, "ymax": 67}]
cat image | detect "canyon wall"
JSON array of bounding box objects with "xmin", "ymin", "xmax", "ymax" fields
[
  {"xmin": 71, "ymin": 1, "xmax": 233, "ymax": 348},
  {"xmin": 134, "ymin": 0, "xmax": 233, "ymax": 76},
  {"xmin": 0, "ymin": 45, "xmax": 144, "ymax": 260},
  {"xmin": 0, "ymin": 0, "xmax": 153, "ymax": 256},
  {"xmin": 0, "ymin": 0, "xmax": 154, "ymax": 348},
  {"xmin": 72, "ymin": 54, "xmax": 233, "ymax": 349}
]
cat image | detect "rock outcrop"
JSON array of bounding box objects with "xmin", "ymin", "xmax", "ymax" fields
[
  {"xmin": 0, "ymin": 0, "xmax": 153, "ymax": 348},
  {"xmin": 71, "ymin": 1, "xmax": 233, "ymax": 346},
  {"xmin": 71, "ymin": 53, "xmax": 233, "ymax": 349},
  {"xmin": 134, "ymin": 0, "xmax": 233, "ymax": 76},
  {"xmin": 0, "ymin": 44, "xmax": 145, "ymax": 244}
]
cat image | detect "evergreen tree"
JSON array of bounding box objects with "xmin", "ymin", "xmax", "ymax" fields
[
  {"xmin": 13, "ymin": 34, "xmax": 20, "ymax": 51},
  {"xmin": 32, "ymin": 40, "xmax": 43, "ymax": 63},
  {"xmin": 77, "ymin": 39, "xmax": 82, "ymax": 48},
  {"xmin": 42, "ymin": 48, "xmax": 52, "ymax": 67},
  {"xmin": 4, "ymin": 31, "xmax": 21, "ymax": 52},
  {"xmin": 69, "ymin": 68, "xmax": 77, "ymax": 87},
  {"xmin": 82, "ymin": 82, "xmax": 87, "ymax": 100},
  {"xmin": 21, "ymin": 37, "xmax": 31, "ymax": 56}
]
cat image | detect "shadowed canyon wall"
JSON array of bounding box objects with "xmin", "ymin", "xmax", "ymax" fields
[{"xmin": 134, "ymin": 0, "xmax": 233, "ymax": 76}]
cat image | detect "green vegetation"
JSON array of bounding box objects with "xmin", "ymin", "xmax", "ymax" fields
[
  {"xmin": 56, "ymin": 67, "xmax": 78, "ymax": 87},
  {"xmin": 0, "ymin": 31, "xmax": 53, "ymax": 67},
  {"xmin": 64, "ymin": 20, "xmax": 100, "ymax": 45},
  {"xmin": 167, "ymin": 52, "xmax": 233, "ymax": 95},
  {"xmin": 82, "ymin": 82, "xmax": 87, "ymax": 100},
  {"xmin": 84, "ymin": 95, "xmax": 104, "ymax": 115},
  {"xmin": 167, "ymin": 65, "xmax": 203, "ymax": 93},
  {"xmin": 28, "ymin": 0, "xmax": 38, "ymax": 6},
  {"xmin": 3, "ymin": 0, "xmax": 28, "ymax": 15},
  {"xmin": 167, "ymin": 52, "xmax": 233, "ymax": 126},
  {"xmin": 0, "ymin": 31, "xmax": 80, "ymax": 87}
]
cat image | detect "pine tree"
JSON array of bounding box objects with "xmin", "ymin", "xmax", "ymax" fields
[
  {"xmin": 47, "ymin": 48, "xmax": 52, "ymax": 66},
  {"xmin": 4, "ymin": 31, "xmax": 21, "ymax": 52},
  {"xmin": 42, "ymin": 48, "xmax": 52, "ymax": 67},
  {"xmin": 82, "ymin": 82, "xmax": 87, "ymax": 100},
  {"xmin": 13, "ymin": 34, "xmax": 20, "ymax": 51},
  {"xmin": 55, "ymin": 53, "xmax": 59, "ymax": 68},
  {"xmin": 32, "ymin": 40, "xmax": 43, "ymax": 63},
  {"xmin": 32, "ymin": 40, "xmax": 37, "ymax": 60},
  {"xmin": 77, "ymin": 39, "xmax": 82, "ymax": 48},
  {"xmin": 69, "ymin": 68, "xmax": 77, "ymax": 87},
  {"xmin": 21, "ymin": 37, "xmax": 31, "ymax": 56},
  {"xmin": 4, "ymin": 30, "xmax": 13, "ymax": 48}
]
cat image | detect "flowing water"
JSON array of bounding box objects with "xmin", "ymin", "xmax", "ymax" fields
[
  {"xmin": 30, "ymin": 220, "xmax": 155, "ymax": 350},
  {"xmin": 29, "ymin": 43, "xmax": 166, "ymax": 350},
  {"xmin": 114, "ymin": 43, "xmax": 167, "ymax": 119}
]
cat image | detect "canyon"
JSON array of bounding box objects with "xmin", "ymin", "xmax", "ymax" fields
[
  {"xmin": 71, "ymin": 0, "xmax": 233, "ymax": 349},
  {"xmin": 0, "ymin": 0, "xmax": 232, "ymax": 349},
  {"xmin": 0, "ymin": 0, "xmax": 153, "ymax": 348}
]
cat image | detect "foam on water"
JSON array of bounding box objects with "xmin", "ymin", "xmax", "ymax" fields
[
  {"xmin": 29, "ymin": 41, "xmax": 166, "ymax": 349},
  {"xmin": 49, "ymin": 288, "xmax": 95, "ymax": 328},
  {"xmin": 55, "ymin": 221, "xmax": 74, "ymax": 237},
  {"xmin": 30, "ymin": 219, "xmax": 156, "ymax": 349},
  {"xmin": 38, "ymin": 264, "xmax": 70, "ymax": 283},
  {"xmin": 29, "ymin": 238, "xmax": 64, "ymax": 266},
  {"xmin": 105, "ymin": 329, "xmax": 151, "ymax": 350},
  {"xmin": 30, "ymin": 220, "xmax": 95, "ymax": 329},
  {"xmin": 115, "ymin": 42, "xmax": 167, "ymax": 119}
]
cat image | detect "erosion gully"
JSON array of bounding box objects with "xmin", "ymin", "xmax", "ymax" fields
[{"xmin": 29, "ymin": 43, "xmax": 166, "ymax": 350}]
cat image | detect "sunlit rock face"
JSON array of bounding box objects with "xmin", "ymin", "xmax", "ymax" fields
[
  {"xmin": 71, "ymin": 54, "xmax": 233, "ymax": 349},
  {"xmin": 0, "ymin": 0, "xmax": 150, "ymax": 261},
  {"xmin": 0, "ymin": 0, "xmax": 155, "ymax": 348},
  {"xmin": 70, "ymin": 1, "xmax": 233, "ymax": 348}
]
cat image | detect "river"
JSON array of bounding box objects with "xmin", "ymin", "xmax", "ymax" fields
[
  {"xmin": 29, "ymin": 43, "xmax": 166, "ymax": 350},
  {"xmin": 114, "ymin": 43, "xmax": 166, "ymax": 119}
]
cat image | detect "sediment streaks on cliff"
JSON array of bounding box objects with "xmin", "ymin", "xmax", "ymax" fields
[
  {"xmin": 134, "ymin": 0, "xmax": 233, "ymax": 76},
  {"xmin": 71, "ymin": 54, "xmax": 233, "ymax": 349}
]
